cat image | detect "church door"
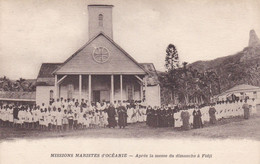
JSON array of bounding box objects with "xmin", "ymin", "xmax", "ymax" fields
[{"xmin": 93, "ymin": 90, "xmax": 101, "ymax": 103}]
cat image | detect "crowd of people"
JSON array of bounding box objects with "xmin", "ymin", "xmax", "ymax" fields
[
  {"xmin": 0, "ymin": 97, "xmax": 257, "ymax": 131},
  {"xmin": 0, "ymin": 98, "xmax": 147, "ymax": 131},
  {"xmin": 172, "ymin": 98, "xmax": 257, "ymax": 130}
]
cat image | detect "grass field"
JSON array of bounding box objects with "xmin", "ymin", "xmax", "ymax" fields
[{"xmin": 1, "ymin": 114, "xmax": 260, "ymax": 141}]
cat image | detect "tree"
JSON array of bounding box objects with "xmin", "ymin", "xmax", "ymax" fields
[
  {"xmin": 160, "ymin": 62, "xmax": 220, "ymax": 105},
  {"xmin": 0, "ymin": 76, "xmax": 13, "ymax": 91},
  {"xmin": 165, "ymin": 44, "xmax": 180, "ymax": 72},
  {"xmin": 0, "ymin": 76, "xmax": 36, "ymax": 92}
]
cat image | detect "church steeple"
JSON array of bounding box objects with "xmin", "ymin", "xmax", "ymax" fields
[{"xmin": 88, "ymin": 5, "xmax": 114, "ymax": 40}]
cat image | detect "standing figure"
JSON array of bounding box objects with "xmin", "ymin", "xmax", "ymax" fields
[
  {"xmin": 56, "ymin": 108, "xmax": 63, "ymax": 131},
  {"xmin": 209, "ymin": 104, "xmax": 217, "ymax": 124},
  {"xmin": 167, "ymin": 106, "xmax": 174, "ymax": 127},
  {"xmin": 67, "ymin": 110, "xmax": 74, "ymax": 130},
  {"xmin": 181, "ymin": 108, "xmax": 190, "ymax": 130},
  {"xmin": 193, "ymin": 106, "xmax": 203, "ymax": 129},
  {"xmin": 242, "ymin": 100, "xmax": 250, "ymax": 119},
  {"xmin": 107, "ymin": 103, "xmax": 117, "ymax": 128},
  {"xmin": 62, "ymin": 110, "xmax": 68, "ymax": 131},
  {"xmin": 117, "ymin": 103, "xmax": 127, "ymax": 128},
  {"xmin": 146, "ymin": 106, "xmax": 152, "ymax": 126},
  {"xmin": 251, "ymin": 99, "xmax": 257, "ymax": 115}
]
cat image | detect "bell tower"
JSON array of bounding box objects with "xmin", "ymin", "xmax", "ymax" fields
[{"xmin": 88, "ymin": 5, "xmax": 114, "ymax": 40}]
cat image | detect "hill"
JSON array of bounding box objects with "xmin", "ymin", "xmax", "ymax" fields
[{"xmin": 189, "ymin": 29, "xmax": 260, "ymax": 93}]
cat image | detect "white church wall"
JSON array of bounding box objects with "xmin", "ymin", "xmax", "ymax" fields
[
  {"xmin": 146, "ymin": 85, "xmax": 161, "ymax": 107},
  {"xmin": 36, "ymin": 86, "xmax": 54, "ymax": 106}
]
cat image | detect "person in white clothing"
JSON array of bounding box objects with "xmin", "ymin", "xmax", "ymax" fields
[{"xmin": 56, "ymin": 108, "xmax": 63, "ymax": 131}]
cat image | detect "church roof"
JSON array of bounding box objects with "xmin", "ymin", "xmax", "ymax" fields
[
  {"xmin": 36, "ymin": 63, "xmax": 159, "ymax": 86},
  {"xmin": 36, "ymin": 63, "xmax": 62, "ymax": 86},
  {"xmin": 53, "ymin": 32, "xmax": 147, "ymax": 75}
]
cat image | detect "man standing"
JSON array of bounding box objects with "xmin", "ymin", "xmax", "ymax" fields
[
  {"xmin": 209, "ymin": 103, "xmax": 217, "ymax": 124},
  {"xmin": 167, "ymin": 105, "xmax": 174, "ymax": 127},
  {"xmin": 242, "ymin": 99, "xmax": 250, "ymax": 119},
  {"xmin": 146, "ymin": 105, "xmax": 152, "ymax": 126},
  {"xmin": 193, "ymin": 105, "xmax": 203, "ymax": 129},
  {"xmin": 117, "ymin": 103, "xmax": 127, "ymax": 128},
  {"xmin": 13, "ymin": 105, "xmax": 19, "ymax": 128},
  {"xmin": 107, "ymin": 103, "xmax": 117, "ymax": 128},
  {"xmin": 181, "ymin": 107, "xmax": 190, "ymax": 130}
]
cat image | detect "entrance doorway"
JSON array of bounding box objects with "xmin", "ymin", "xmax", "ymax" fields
[
  {"xmin": 93, "ymin": 90, "xmax": 110, "ymax": 103},
  {"xmin": 93, "ymin": 90, "xmax": 100, "ymax": 103}
]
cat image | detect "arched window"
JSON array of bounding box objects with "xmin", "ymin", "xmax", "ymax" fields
[{"xmin": 98, "ymin": 14, "xmax": 103, "ymax": 27}]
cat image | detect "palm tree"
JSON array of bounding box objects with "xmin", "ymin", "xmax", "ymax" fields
[{"xmin": 0, "ymin": 76, "xmax": 13, "ymax": 91}]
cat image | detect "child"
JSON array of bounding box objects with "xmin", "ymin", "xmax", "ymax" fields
[
  {"xmin": 67, "ymin": 110, "xmax": 74, "ymax": 130},
  {"xmin": 89, "ymin": 111, "xmax": 94, "ymax": 128},
  {"xmin": 99, "ymin": 110, "xmax": 104, "ymax": 128},
  {"xmin": 73, "ymin": 112, "xmax": 78, "ymax": 130},
  {"xmin": 51, "ymin": 107, "xmax": 57, "ymax": 131},
  {"xmin": 39, "ymin": 109, "xmax": 44, "ymax": 130},
  {"xmin": 83, "ymin": 113, "xmax": 90, "ymax": 129},
  {"xmin": 56, "ymin": 108, "xmax": 63, "ymax": 131},
  {"xmin": 0, "ymin": 106, "xmax": 3, "ymax": 126},
  {"xmin": 62, "ymin": 110, "xmax": 68, "ymax": 131},
  {"xmin": 78, "ymin": 109, "xmax": 84, "ymax": 130},
  {"xmin": 94, "ymin": 110, "xmax": 100, "ymax": 128},
  {"xmin": 27, "ymin": 108, "xmax": 33, "ymax": 129},
  {"xmin": 2, "ymin": 106, "xmax": 7, "ymax": 127},
  {"xmin": 44, "ymin": 108, "xmax": 49, "ymax": 130},
  {"xmin": 46, "ymin": 108, "xmax": 52, "ymax": 131}
]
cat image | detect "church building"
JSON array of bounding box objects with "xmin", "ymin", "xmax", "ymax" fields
[{"xmin": 36, "ymin": 5, "xmax": 160, "ymax": 106}]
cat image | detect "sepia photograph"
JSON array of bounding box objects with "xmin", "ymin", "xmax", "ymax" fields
[{"xmin": 0, "ymin": 0, "xmax": 259, "ymax": 163}]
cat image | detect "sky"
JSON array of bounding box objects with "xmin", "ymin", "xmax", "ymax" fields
[{"xmin": 0, "ymin": 0, "xmax": 260, "ymax": 79}]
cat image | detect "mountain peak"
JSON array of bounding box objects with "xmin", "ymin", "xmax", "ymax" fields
[{"xmin": 249, "ymin": 29, "xmax": 260, "ymax": 47}]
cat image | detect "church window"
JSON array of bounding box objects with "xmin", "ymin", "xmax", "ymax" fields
[
  {"xmin": 127, "ymin": 84, "xmax": 134, "ymax": 100},
  {"xmin": 99, "ymin": 14, "xmax": 103, "ymax": 27}
]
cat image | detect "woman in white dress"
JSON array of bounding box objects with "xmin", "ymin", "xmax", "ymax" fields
[
  {"xmin": 8, "ymin": 106, "xmax": 14, "ymax": 128},
  {"xmin": 27, "ymin": 108, "xmax": 33, "ymax": 129},
  {"xmin": 103, "ymin": 111, "xmax": 108, "ymax": 127},
  {"xmin": 251, "ymin": 99, "xmax": 257, "ymax": 115},
  {"xmin": 127, "ymin": 107, "xmax": 133, "ymax": 124},
  {"xmin": 132, "ymin": 107, "xmax": 137, "ymax": 123},
  {"xmin": 3, "ymin": 106, "xmax": 8, "ymax": 127},
  {"xmin": 18, "ymin": 108, "xmax": 24, "ymax": 128},
  {"xmin": 174, "ymin": 111, "xmax": 182, "ymax": 128},
  {"xmin": 77, "ymin": 109, "xmax": 84, "ymax": 129}
]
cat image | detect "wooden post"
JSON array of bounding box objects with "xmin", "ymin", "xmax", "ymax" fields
[
  {"xmin": 88, "ymin": 75, "xmax": 91, "ymax": 102},
  {"xmin": 158, "ymin": 84, "xmax": 161, "ymax": 106},
  {"xmin": 54, "ymin": 75, "xmax": 58, "ymax": 100},
  {"xmin": 79, "ymin": 75, "xmax": 82, "ymax": 101},
  {"xmin": 140, "ymin": 83, "xmax": 143, "ymax": 102},
  {"xmin": 145, "ymin": 76, "xmax": 147, "ymax": 104},
  {"xmin": 111, "ymin": 75, "xmax": 114, "ymax": 103},
  {"xmin": 120, "ymin": 75, "xmax": 123, "ymax": 102}
]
